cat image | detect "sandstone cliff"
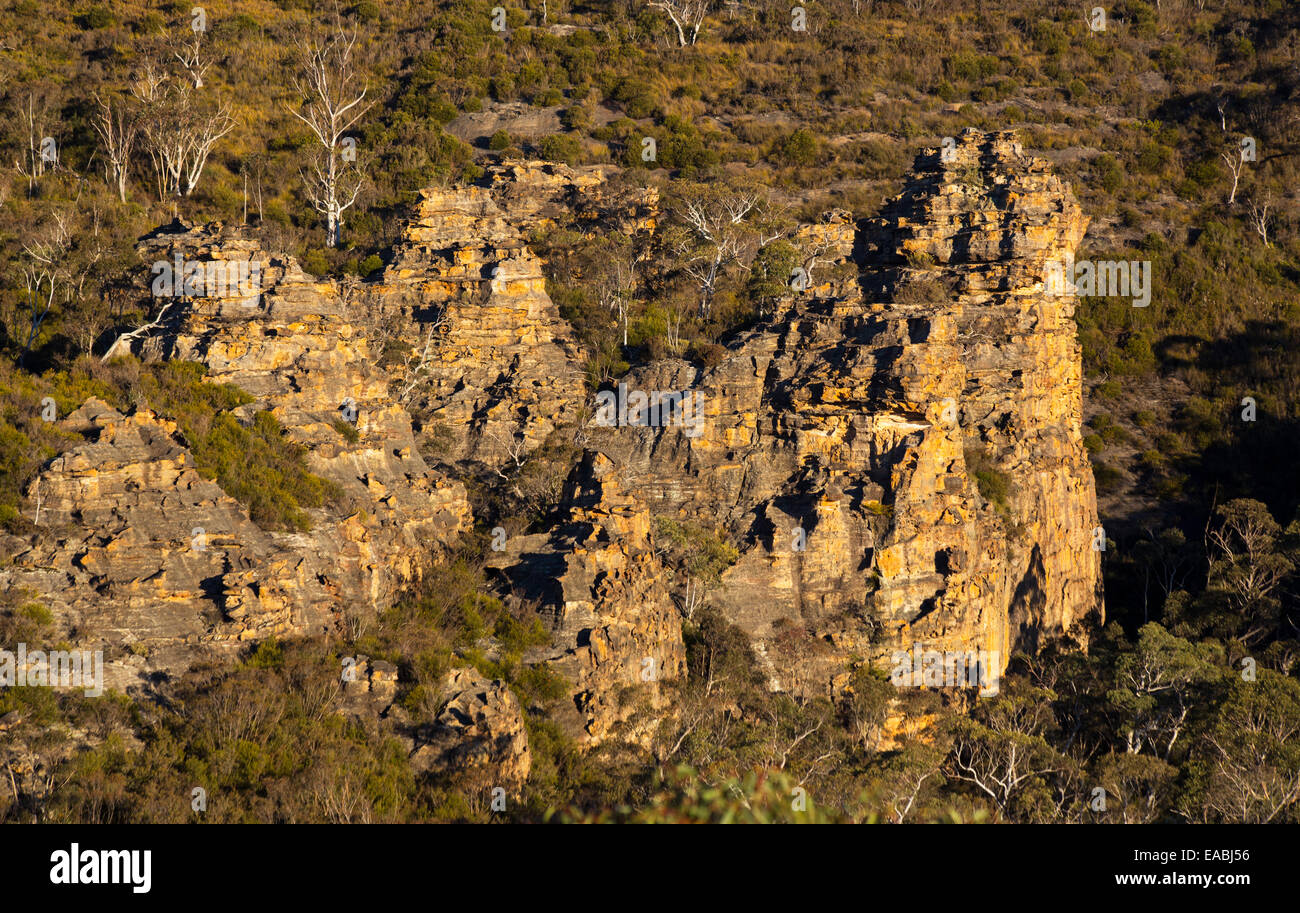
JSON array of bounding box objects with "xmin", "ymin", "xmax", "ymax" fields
[
  {"xmin": 2, "ymin": 225, "xmax": 471, "ymax": 689},
  {"xmin": 571, "ymin": 129, "xmax": 1103, "ymax": 694},
  {"xmin": 362, "ymin": 161, "xmax": 656, "ymax": 471},
  {"xmin": 488, "ymin": 451, "xmax": 686, "ymax": 744},
  {"xmin": 1, "ymin": 135, "xmax": 1101, "ymax": 765}
]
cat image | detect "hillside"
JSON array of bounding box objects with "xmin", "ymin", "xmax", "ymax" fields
[{"xmin": 0, "ymin": 0, "xmax": 1297, "ymax": 825}]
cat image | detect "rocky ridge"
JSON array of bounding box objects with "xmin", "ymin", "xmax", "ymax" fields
[
  {"xmin": 2, "ymin": 225, "xmax": 472, "ymax": 689},
  {"xmin": 1, "ymin": 139, "xmax": 1101, "ymax": 780}
]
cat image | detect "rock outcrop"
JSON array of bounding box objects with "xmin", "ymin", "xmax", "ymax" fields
[
  {"xmin": 338, "ymin": 655, "xmax": 400, "ymax": 729},
  {"xmin": 4, "ymin": 398, "xmax": 310, "ymax": 691},
  {"xmin": 577, "ymin": 129, "xmax": 1102, "ymax": 693},
  {"xmin": 1, "ymin": 134, "xmax": 1102, "ymax": 769},
  {"xmin": 2, "ymin": 225, "xmax": 471, "ymax": 688},
  {"xmin": 361, "ymin": 161, "xmax": 655, "ymax": 471},
  {"xmin": 407, "ymin": 667, "xmax": 532, "ymax": 794},
  {"xmin": 489, "ymin": 452, "xmax": 686, "ymax": 744},
  {"xmin": 335, "ymin": 659, "xmax": 531, "ymax": 793},
  {"xmin": 135, "ymin": 223, "xmax": 473, "ymax": 595}
]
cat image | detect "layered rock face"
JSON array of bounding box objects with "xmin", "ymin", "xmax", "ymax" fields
[
  {"xmin": 858, "ymin": 130, "xmax": 1103, "ymax": 659},
  {"xmin": 362, "ymin": 161, "xmax": 656, "ymax": 471},
  {"xmin": 580, "ymin": 130, "xmax": 1102, "ymax": 692},
  {"xmin": 339, "ymin": 658, "xmax": 532, "ymax": 793},
  {"xmin": 3, "ymin": 398, "xmax": 304, "ymax": 690},
  {"xmin": 1, "ymin": 135, "xmax": 1100, "ymax": 760},
  {"xmin": 408, "ymin": 667, "xmax": 532, "ymax": 793},
  {"xmin": 350, "ymin": 161, "xmax": 681, "ymax": 743},
  {"xmin": 134, "ymin": 225, "xmax": 472, "ymax": 589},
  {"xmin": 1, "ymin": 225, "xmax": 471, "ymax": 687},
  {"xmin": 489, "ymin": 452, "xmax": 686, "ymax": 744}
]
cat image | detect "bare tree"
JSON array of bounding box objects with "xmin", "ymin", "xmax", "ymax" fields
[
  {"xmin": 947, "ymin": 721, "xmax": 1061, "ymax": 818},
  {"xmin": 672, "ymin": 189, "xmax": 763, "ymax": 317},
  {"xmin": 101, "ymin": 297, "xmax": 183, "ymax": 362},
  {"xmin": 133, "ymin": 67, "xmax": 235, "ymax": 198},
  {"xmin": 874, "ymin": 745, "xmax": 946, "ymax": 823},
  {"xmin": 796, "ymin": 226, "xmax": 837, "ymax": 290},
  {"xmin": 649, "ymin": 1, "xmax": 709, "ymax": 47},
  {"xmin": 1221, "ymin": 144, "xmax": 1246, "ymax": 206},
  {"xmin": 1207, "ymin": 499, "xmax": 1294, "ymax": 645},
  {"xmin": 177, "ymin": 87, "xmax": 235, "ymax": 198},
  {"xmin": 173, "ymin": 27, "xmax": 210, "ymax": 89},
  {"xmin": 884, "ymin": 765, "xmax": 939, "ymax": 823},
  {"xmin": 1248, "ymin": 192, "xmax": 1273, "ymax": 247},
  {"xmin": 18, "ymin": 213, "xmax": 73, "ymax": 365},
  {"xmin": 395, "ymin": 312, "xmax": 449, "ymax": 403},
  {"xmin": 597, "ymin": 257, "xmax": 635, "ymax": 347},
  {"xmin": 761, "ymin": 704, "xmax": 826, "ymax": 771},
  {"xmin": 287, "ymin": 22, "xmax": 374, "ymax": 248},
  {"xmin": 91, "ymin": 92, "xmax": 137, "ymax": 203},
  {"xmin": 674, "ymin": 577, "xmax": 704, "ymax": 621},
  {"xmin": 664, "ymin": 301, "xmax": 686, "ymax": 355},
  {"xmin": 13, "ymin": 92, "xmax": 58, "ymax": 195},
  {"xmin": 130, "ymin": 61, "xmax": 169, "ymax": 106},
  {"xmin": 486, "ymin": 427, "xmax": 532, "ymax": 491},
  {"xmin": 129, "ymin": 63, "xmax": 170, "ymax": 200},
  {"xmin": 241, "ymin": 152, "xmax": 269, "ymax": 224}
]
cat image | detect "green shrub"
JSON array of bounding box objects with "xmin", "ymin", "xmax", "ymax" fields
[
  {"xmin": 965, "ymin": 447, "xmax": 1012, "ymax": 510},
  {"xmin": 538, "ymin": 133, "xmax": 582, "ymax": 165},
  {"xmin": 137, "ymin": 362, "xmax": 340, "ymax": 531},
  {"xmin": 534, "ymin": 88, "xmax": 564, "ymax": 107},
  {"xmin": 653, "ymin": 518, "xmax": 739, "ymax": 584},
  {"xmin": 76, "ymin": 5, "xmax": 116, "ymax": 28},
  {"xmin": 301, "ymin": 249, "xmax": 330, "ymax": 276},
  {"xmin": 561, "ymin": 105, "xmax": 591, "ymax": 130},
  {"xmin": 489, "ymin": 76, "xmax": 515, "ymax": 101},
  {"xmin": 746, "ymin": 240, "xmax": 800, "ymax": 309},
  {"xmin": 1092, "ymin": 461, "xmax": 1124, "ymax": 494},
  {"xmin": 1031, "ymin": 20, "xmax": 1069, "ymax": 56},
  {"xmin": 778, "ymin": 128, "xmax": 819, "ymax": 166},
  {"xmin": 946, "ymin": 51, "xmax": 999, "ymax": 82},
  {"xmin": 333, "ymin": 419, "xmax": 360, "ymax": 443}
]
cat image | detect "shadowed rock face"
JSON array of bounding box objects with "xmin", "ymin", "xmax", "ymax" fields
[
  {"xmin": 573, "ymin": 130, "xmax": 1103, "ymax": 695},
  {"xmin": 407, "ymin": 667, "xmax": 532, "ymax": 794},
  {"xmin": 487, "ymin": 451, "xmax": 686, "ymax": 745}
]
